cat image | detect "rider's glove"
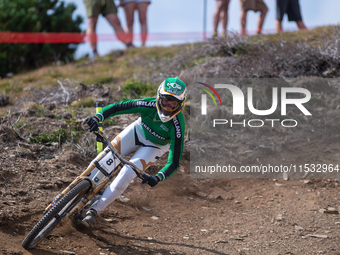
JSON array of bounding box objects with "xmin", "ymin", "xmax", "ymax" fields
[
  {"xmin": 86, "ymin": 116, "xmax": 100, "ymax": 132},
  {"xmin": 142, "ymin": 175, "xmax": 160, "ymax": 187}
]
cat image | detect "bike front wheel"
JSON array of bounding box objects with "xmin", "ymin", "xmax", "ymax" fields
[{"xmin": 22, "ymin": 179, "xmax": 91, "ymax": 250}]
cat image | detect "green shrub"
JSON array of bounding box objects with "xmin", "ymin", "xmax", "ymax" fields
[
  {"xmin": 28, "ymin": 103, "xmax": 47, "ymax": 117},
  {"xmin": 103, "ymin": 119, "xmax": 116, "ymax": 126},
  {"xmin": 71, "ymin": 97, "xmax": 95, "ymax": 108},
  {"xmin": 0, "ymin": 0, "xmax": 84, "ymax": 75},
  {"xmin": 14, "ymin": 120, "xmax": 27, "ymax": 130},
  {"xmin": 28, "ymin": 128, "xmax": 76, "ymax": 144},
  {"xmin": 122, "ymin": 80, "xmax": 157, "ymax": 100}
]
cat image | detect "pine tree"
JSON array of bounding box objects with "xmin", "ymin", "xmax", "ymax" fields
[{"xmin": 0, "ymin": 0, "xmax": 83, "ymax": 75}]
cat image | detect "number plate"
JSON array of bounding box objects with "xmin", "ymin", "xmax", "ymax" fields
[{"xmin": 98, "ymin": 151, "xmax": 121, "ymax": 175}]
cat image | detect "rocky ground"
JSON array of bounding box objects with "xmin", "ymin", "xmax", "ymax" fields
[{"xmin": 0, "ymin": 79, "xmax": 339, "ymax": 255}]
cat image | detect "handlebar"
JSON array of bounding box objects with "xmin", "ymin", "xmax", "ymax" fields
[{"xmin": 93, "ymin": 130, "xmax": 149, "ymax": 180}]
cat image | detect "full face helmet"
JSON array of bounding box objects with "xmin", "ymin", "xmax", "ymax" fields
[{"xmin": 156, "ymin": 77, "xmax": 187, "ymax": 122}]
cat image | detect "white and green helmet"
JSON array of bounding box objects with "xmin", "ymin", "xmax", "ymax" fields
[{"xmin": 156, "ymin": 77, "xmax": 187, "ymax": 122}]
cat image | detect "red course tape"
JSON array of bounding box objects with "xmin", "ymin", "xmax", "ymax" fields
[{"xmin": 0, "ymin": 32, "xmax": 207, "ymax": 43}]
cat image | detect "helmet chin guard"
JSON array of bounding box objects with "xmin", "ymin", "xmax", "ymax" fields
[{"xmin": 156, "ymin": 77, "xmax": 187, "ymax": 122}]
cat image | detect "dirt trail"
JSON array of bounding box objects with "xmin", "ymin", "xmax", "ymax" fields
[
  {"xmin": 0, "ymin": 134, "xmax": 339, "ymax": 255},
  {"xmin": 0, "ymin": 80, "xmax": 340, "ymax": 255}
]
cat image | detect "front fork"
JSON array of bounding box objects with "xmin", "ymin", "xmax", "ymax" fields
[
  {"xmin": 44, "ymin": 147, "xmax": 124, "ymax": 226},
  {"xmin": 44, "ymin": 147, "xmax": 112, "ymax": 214},
  {"xmin": 43, "ymin": 165, "xmax": 95, "ymax": 214},
  {"xmin": 60, "ymin": 163, "xmax": 123, "ymax": 226}
]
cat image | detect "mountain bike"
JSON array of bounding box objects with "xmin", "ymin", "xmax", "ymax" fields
[{"xmin": 22, "ymin": 130, "xmax": 148, "ymax": 250}]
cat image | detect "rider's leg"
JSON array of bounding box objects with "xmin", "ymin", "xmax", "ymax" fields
[
  {"xmin": 82, "ymin": 119, "xmax": 139, "ymax": 227},
  {"xmin": 92, "ymin": 142, "xmax": 169, "ymax": 213},
  {"xmin": 90, "ymin": 118, "xmax": 169, "ymax": 213}
]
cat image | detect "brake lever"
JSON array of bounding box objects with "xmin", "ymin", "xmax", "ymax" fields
[
  {"xmin": 93, "ymin": 130, "xmax": 105, "ymax": 143},
  {"xmin": 138, "ymin": 172, "xmax": 149, "ymax": 181},
  {"xmin": 96, "ymin": 135, "xmax": 105, "ymax": 143}
]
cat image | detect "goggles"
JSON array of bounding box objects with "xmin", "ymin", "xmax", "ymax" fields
[{"xmin": 159, "ymin": 97, "xmax": 181, "ymax": 115}]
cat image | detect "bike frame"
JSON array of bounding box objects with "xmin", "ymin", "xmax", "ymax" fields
[{"xmin": 43, "ymin": 130, "xmax": 148, "ymax": 226}]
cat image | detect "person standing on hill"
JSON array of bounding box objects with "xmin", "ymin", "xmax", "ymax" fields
[
  {"xmin": 83, "ymin": 0, "xmax": 133, "ymax": 58},
  {"xmin": 240, "ymin": 0, "xmax": 268, "ymax": 35},
  {"xmin": 119, "ymin": 0, "xmax": 151, "ymax": 47},
  {"xmin": 276, "ymin": 0, "xmax": 307, "ymax": 33},
  {"xmin": 213, "ymin": 0, "xmax": 230, "ymax": 38}
]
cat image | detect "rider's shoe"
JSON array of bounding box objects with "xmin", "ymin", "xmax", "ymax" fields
[
  {"xmin": 82, "ymin": 208, "xmax": 98, "ymax": 227},
  {"xmin": 126, "ymin": 42, "xmax": 135, "ymax": 48}
]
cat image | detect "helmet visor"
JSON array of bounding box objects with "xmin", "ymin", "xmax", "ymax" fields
[{"xmin": 159, "ymin": 97, "xmax": 180, "ymax": 116}]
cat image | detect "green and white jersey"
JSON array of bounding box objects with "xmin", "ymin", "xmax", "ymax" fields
[{"xmin": 95, "ymin": 98, "xmax": 185, "ymax": 180}]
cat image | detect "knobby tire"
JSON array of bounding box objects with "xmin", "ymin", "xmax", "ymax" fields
[{"xmin": 22, "ymin": 180, "xmax": 91, "ymax": 250}]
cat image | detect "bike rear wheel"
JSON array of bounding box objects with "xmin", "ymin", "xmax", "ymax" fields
[{"xmin": 22, "ymin": 179, "xmax": 91, "ymax": 250}]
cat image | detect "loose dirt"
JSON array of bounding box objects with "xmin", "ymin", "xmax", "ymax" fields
[{"xmin": 0, "ymin": 80, "xmax": 339, "ymax": 255}]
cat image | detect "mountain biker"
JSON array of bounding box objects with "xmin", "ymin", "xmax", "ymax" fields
[{"xmin": 82, "ymin": 77, "xmax": 187, "ymax": 227}]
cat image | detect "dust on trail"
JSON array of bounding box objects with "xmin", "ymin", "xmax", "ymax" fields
[{"xmin": 0, "ymin": 79, "xmax": 339, "ymax": 255}]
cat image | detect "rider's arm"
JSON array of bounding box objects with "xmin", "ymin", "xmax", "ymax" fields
[
  {"xmin": 95, "ymin": 98, "xmax": 155, "ymax": 121},
  {"xmin": 156, "ymin": 115, "xmax": 185, "ymax": 181}
]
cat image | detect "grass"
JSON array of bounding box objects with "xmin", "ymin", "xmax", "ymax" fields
[
  {"xmin": 253, "ymin": 26, "xmax": 340, "ymax": 46},
  {"xmin": 28, "ymin": 103, "xmax": 48, "ymax": 117},
  {"xmin": 28, "ymin": 128, "xmax": 78, "ymax": 144},
  {"xmin": 0, "ymin": 25, "xmax": 339, "ymax": 117},
  {"xmin": 70, "ymin": 97, "xmax": 95, "ymax": 108},
  {"xmin": 0, "ymin": 25, "xmax": 338, "ymax": 157},
  {"xmin": 121, "ymin": 79, "xmax": 157, "ymax": 100}
]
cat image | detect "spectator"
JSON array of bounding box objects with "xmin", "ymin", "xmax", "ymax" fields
[
  {"xmin": 276, "ymin": 0, "xmax": 307, "ymax": 32},
  {"xmin": 240, "ymin": 0, "xmax": 268, "ymax": 34},
  {"xmin": 213, "ymin": 0, "xmax": 230, "ymax": 37},
  {"xmin": 119, "ymin": 0, "xmax": 151, "ymax": 47},
  {"xmin": 83, "ymin": 0, "xmax": 132, "ymax": 58}
]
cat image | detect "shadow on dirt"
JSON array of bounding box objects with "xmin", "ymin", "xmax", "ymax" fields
[{"xmin": 81, "ymin": 228, "xmax": 230, "ymax": 255}]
